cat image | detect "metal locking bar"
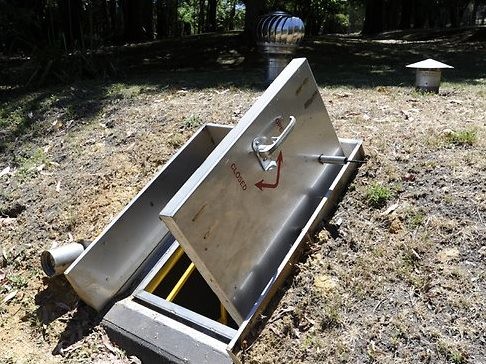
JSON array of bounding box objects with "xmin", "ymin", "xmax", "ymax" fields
[{"xmin": 318, "ymin": 155, "xmax": 365, "ymax": 165}]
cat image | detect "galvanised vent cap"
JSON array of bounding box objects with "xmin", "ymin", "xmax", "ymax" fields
[
  {"xmin": 406, "ymin": 58, "xmax": 454, "ymax": 69},
  {"xmin": 406, "ymin": 59, "xmax": 454, "ymax": 93}
]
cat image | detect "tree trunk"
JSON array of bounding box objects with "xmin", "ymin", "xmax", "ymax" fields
[
  {"xmin": 449, "ymin": 3, "xmax": 459, "ymax": 27},
  {"xmin": 399, "ymin": 0, "xmax": 412, "ymax": 29},
  {"xmin": 206, "ymin": 0, "xmax": 217, "ymax": 32},
  {"xmin": 228, "ymin": 0, "xmax": 236, "ymax": 30},
  {"xmin": 243, "ymin": 0, "xmax": 266, "ymax": 41},
  {"xmin": 141, "ymin": 0, "xmax": 153, "ymax": 39},
  {"xmin": 156, "ymin": 0, "xmax": 167, "ymax": 38},
  {"xmin": 123, "ymin": 0, "xmax": 143, "ymax": 41},
  {"xmin": 59, "ymin": 0, "xmax": 83, "ymax": 49},
  {"xmin": 412, "ymin": 0, "xmax": 426, "ymax": 28},
  {"xmin": 384, "ymin": 0, "xmax": 401, "ymax": 30},
  {"xmin": 362, "ymin": 0, "xmax": 385, "ymax": 35},
  {"xmin": 471, "ymin": 0, "xmax": 479, "ymax": 25},
  {"xmin": 156, "ymin": 0, "xmax": 177, "ymax": 38},
  {"xmin": 198, "ymin": 0, "xmax": 206, "ymax": 33},
  {"xmin": 299, "ymin": 0, "xmax": 313, "ymax": 35}
]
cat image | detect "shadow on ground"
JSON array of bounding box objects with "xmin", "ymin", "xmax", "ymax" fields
[
  {"xmin": 25, "ymin": 275, "xmax": 101, "ymax": 356},
  {"xmin": 1, "ymin": 28, "xmax": 485, "ymax": 93},
  {"xmin": 0, "ymin": 29, "xmax": 484, "ymax": 160}
]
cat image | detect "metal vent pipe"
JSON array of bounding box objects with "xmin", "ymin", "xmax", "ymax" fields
[
  {"xmin": 41, "ymin": 240, "xmax": 91, "ymax": 277},
  {"xmin": 256, "ymin": 11, "xmax": 305, "ymax": 83}
]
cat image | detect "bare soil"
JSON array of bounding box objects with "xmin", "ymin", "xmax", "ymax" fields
[{"xmin": 1, "ymin": 34, "xmax": 485, "ymax": 363}]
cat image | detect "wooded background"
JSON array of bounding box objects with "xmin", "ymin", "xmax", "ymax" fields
[
  {"xmin": 0, "ymin": 0, "xmax": 484, "ymax": 87},
  {"xmin": 1, "ymin": 0, "xmax": 485, "ymax": 56}
]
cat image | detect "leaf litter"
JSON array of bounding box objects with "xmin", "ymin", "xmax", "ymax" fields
[{"xmin": 0, "ymin": 69, "xmax": 484, "ymax": 363}]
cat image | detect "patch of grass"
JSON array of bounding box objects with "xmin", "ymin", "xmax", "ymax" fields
[
  {"xmin": 0, "ymin": 104, "xmax": 25, "ymax": 129},
  {"xmin": 407, "ymin": 210, "xmax": 426, "ymax": 228},
  {"xmin": 0, "ymin": 90, "xmax": 65, "ymax": 150},
  {"xmin": 7, "ymin": 274, "xmax": 28, "ymax": 289},
  {"xmin": 166, "ymin": 133, "xmax": 187, "ymax": 148},
  {"xmin": 303, "ymin": 334, "xmax": 323, "ymax": 349},
  {"xmin": 182, "ymin": 114, "xmax": 202, "ymax": 129},
  {"xmin": 16, "ymin": 148, "xmax": 50, "ymax": 181},
  {"xmin": 365, "ymin": 183, "xmax": 393, "ymax": 208},
  {"xmin": 61, "ymin": 209, "xmax": 78, "ymax": 231},
  {"xmin": 437, "ymin": 340, "xmax": 467, "ymax": 364},
  {"xmin": 443, "ymin": 129, "xmax": 477, "ymax": 146},
  {"xmin": 0, "ymin": 96, "xmax": 39, "ymax": 132},
  {"xmin": 105, "ymin": 83, "xmax": 144, "ymax": 99},
  {"xmin": 319, "ymin": 302, "xmax": 342, "ymax": 331}
]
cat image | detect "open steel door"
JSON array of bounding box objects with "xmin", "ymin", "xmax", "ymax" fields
[{"xmin": 160, "ymin": 58, "xmax": 344, "ymax": 324}]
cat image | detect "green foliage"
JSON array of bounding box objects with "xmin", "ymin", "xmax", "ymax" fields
[
  {"xmin": 443, "ymin": 129, "xmax": 477, "ymax": 146},
  {"xmin": 319, "ymin": 304, "xmax": 342, "ymax": 330},
  {"xmin": 365, "ymin": 183, "xmax": 393, "ymax": 208},
  {"xmin": 323, "ymin": 12, "xmax": 350, "ymax": 33},
  {"xmin": 0, "ymin": 93, "xmax": 54, "ymax": 138},
  {"xmin": 182, "ymin": 114, "xmax": 202, "ymax": 129},
  {"xmin": 217, "ymin": 0, "xmax": 245, "ymax": 31},
  {"xmin": 292, "ymin": 0, "xmax": 350, "ymax": 34},
  {"xmin": 16, "ymin": 148, "xmax": 50, "ymax": 181},
  {"xmin": 106, "ymin": 83, "xmax": 144, "ymax": 99},
  {"xmin": 178, "ymin": 1, "xmax": 197, "ymax": 28},
  {"xmin": 437, "ymin": 340, "xmax": 467, "ymax": 364},
  {"xmin": 0, "ymin": 104, "xmax": 26, "ymax": 130},
  {"xmin": 7, "ymin": 274, "xmax": 28, "ymax": 289},
  {"xmin": 407, "ymin": 210, "xmax": 426, "ymax": 228},
  {"xmin": 179, "ymin": 0, "xmax": 245, "ymax": 34}
]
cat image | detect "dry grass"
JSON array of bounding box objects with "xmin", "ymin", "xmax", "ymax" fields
[{"xmin": 1, "ymin": 34, "xmax": 485, "ymax": 363}]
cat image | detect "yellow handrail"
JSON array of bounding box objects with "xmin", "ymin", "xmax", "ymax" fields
[
  {"xmin": 219, "ymin": 303, "xmax": 228, "ymax": 325},
  {"xmin": 166, "ymin": 262, "xmax": 196, "ymax": 302},
  {"xmin": 145, "ymin": 246, "xmax": 185, "ymax": 293}
]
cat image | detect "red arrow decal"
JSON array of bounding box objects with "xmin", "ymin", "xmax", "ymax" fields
[{"xmin": 255, "ymin": 152, "xmax": 283, "ymax": 191}]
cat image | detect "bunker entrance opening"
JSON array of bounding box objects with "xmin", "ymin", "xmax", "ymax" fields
[{"xmin": 144, "ymin": 246, "xmax": 238, "ymax": 330}]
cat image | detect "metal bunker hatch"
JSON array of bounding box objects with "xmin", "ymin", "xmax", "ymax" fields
[{"xmin": 64, "ymin": 58, "xmax": 364, "ymax": 363}]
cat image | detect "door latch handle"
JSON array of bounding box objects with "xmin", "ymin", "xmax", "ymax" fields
[{"xmin": 252, "ymin": 116, "xmax": 296, "ymax": 171}]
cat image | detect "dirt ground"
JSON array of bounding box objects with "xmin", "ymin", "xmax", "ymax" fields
[{"xmin": 1, "ymin": 34, "xmax": 485, "ymax": 363}]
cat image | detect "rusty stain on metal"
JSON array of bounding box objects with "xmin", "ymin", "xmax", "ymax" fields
[
  {"xmin": 304, "ymin": 90, "xmax": 319, "ymax": 109},
  {"xmin": 295, "ymin": 77, "xmax": 309, "ymax": 95},
  {"xmin": 192, "ymin": 203, "xmax": 207, "ymax": 222}
]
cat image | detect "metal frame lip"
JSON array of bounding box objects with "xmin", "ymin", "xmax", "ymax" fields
[
  {"xmin": 227, "ymin": 138, "xmax": 364, "ymax": 361},
  {"xmin": 104, "ymin": 298, "xmax": 232, "ymax": 364},
  {"xmin": 133, "ymin": 239, "xmax": 238, "ymax": 343},
  {"xmin": 134, "ymin": 290, "xmax": 237, "ymax": 343},
  {"xmin": 134, "ymin": 239, "xmax": 181, "ymax": 295}
]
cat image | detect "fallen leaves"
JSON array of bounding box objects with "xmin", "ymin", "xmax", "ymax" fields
[
  {"xmin": 101, "ymin": 332, "xmax": 123, "ymax": 356},
  {"xmin": 0, "ymin": 217, "xmax": 17, "ymax": 227},
  {"xmin": 313, "ymin": 275, "xmax": 339, "ymax": 295},
  {"xmin": 388, "ymin": 216, "xmax": 403, "ymax": 233},
  {"xmin": 0, "ymin": 166, "xmax": 11, "ymax": 177},
  {"xmin": 2, "ymin": 290, "xmax": 17, "ymax": 304},
  {"xmin": 437, "ymin": 248, "xmax": 460, "ymax": 262}
]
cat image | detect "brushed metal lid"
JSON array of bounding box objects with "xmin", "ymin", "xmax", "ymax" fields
[{"xmin": 160, "ymin": 58, "xmax": 344, "ymax": 324}]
